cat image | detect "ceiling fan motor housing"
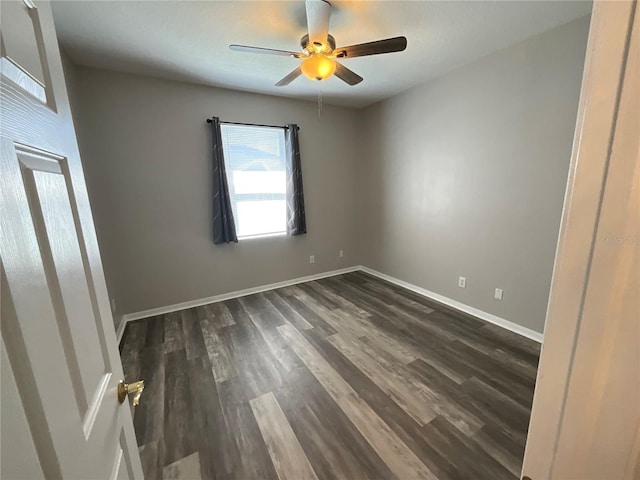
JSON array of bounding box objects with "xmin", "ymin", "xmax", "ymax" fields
[{"xmin": 301, "ymin": 34, "xmax": 336, "ymax": 54}]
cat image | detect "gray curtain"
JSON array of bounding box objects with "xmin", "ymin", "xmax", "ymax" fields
[
  {"xmin": 285, "ymin": 124, "xmax": 307, "ymax": 235},
  {"xmin": 210, "ymin": 117, "xmax": 238, "ymax": 244}
]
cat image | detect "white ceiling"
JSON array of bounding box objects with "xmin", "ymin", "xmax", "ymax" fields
[{"xmin": 51, "ymin": 0, "xmax": 592, "ymax": 108}]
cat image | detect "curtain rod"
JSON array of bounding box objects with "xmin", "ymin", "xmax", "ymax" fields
[{"xmin": 206, "ymin": 119, "xmax": 290, "ymax": 130}]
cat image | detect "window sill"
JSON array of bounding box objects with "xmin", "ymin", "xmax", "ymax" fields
[{"xmin": 238, "ymin": 231, "xmax": 287, "ymax": 241}]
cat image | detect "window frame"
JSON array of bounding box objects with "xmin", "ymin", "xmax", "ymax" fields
[{"xmin": 219, "ymin": 123, "xmax": 289, "ymax": 240}]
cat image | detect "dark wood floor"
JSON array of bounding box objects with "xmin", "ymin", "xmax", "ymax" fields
[{"xmin": 120, "ymin": 271, "xmax": 540, "ymax": 480}]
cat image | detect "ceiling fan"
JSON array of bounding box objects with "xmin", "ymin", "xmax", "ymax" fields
[{"xmin": 229, "ymin": 0, "xmax": 407, "ymax": 86}]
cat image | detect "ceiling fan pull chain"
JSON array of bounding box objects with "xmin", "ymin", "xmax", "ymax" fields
[{"xmin": 317, "ymin": 81, "xmax": 323, "ymax": 117}]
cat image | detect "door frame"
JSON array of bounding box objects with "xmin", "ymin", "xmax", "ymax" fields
[{"xmin": 521, "ymin": 0, "xmax": 638, "ymax": 478}]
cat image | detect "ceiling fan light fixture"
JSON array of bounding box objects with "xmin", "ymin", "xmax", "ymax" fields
[{"xmin": 300, "ymin": 53, "xmax": 336, "ymax": 81}]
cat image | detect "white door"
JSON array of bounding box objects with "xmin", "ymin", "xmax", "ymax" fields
[
  {"xmin": 0, "ymin": 1, "xmax": 143, "ymax": 478},
  {"xmin": 522, "ymin": 1, "xmax": 640, "ymax": 479}
]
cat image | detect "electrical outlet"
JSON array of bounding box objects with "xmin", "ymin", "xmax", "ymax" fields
[
  {"xmin": 494, "ymin": 288, "xmax": 503, "ymax": 300},
  {"xmin": 458, "ymin": 276, "xmax": 466, "ymax": 288},
  {"xmin": 339, "ymin": 250, "xmax": 344, "ymax": 258},
  {"xmin": 309, "ymin": 255, "xmax": 315, "ymax": 264}
]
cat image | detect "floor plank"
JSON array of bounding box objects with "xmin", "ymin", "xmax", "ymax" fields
[
  {"xmin": 328, "ymin": 333, "xmax": 437, "ymax": 426},
  {"xmin": 293, "ymin": 324, "xmax": 468, "ymax": 480},
  {"xmin": 217, "ymin": 379, "xmax": 279, "ymax": 480},
  {"xmin": 421, "ymin": 416, "xmax": 514, "ymax": 480},
  {"xmin": 274, "ymin": 367, "xmax": 395, "ymax": 480},
  {"xmin": 262, "ymin": 290, "xmax": 314, "ymax": 331},
  {"xmin": 182, "ymin": 308, "xmax": 207, "ymax": 360},
  {"xmin": 163, "ymin": 452, "xmax": 201, "ymax": 480},
  {"xmin": 133, "ymin": 344, "xmax": 165, "ymax": 447},
  {"xmin": 197, "ymin": 308, "xmax": 236, "ymax": 383},
  {"xmin": 239, "ymin": 295, "xmax": 302, "ymax": 373},
  {"xmin": 188, "ymin": 354, "xmax": 237, "ymax": 478},
  {"xmin": 250, "ymin": 392, "xmax": 319, "ymax": 480},
  {"xmin": 164, "ymin": 311, "xmax": 185, "ymax": 354},
  {"xmin": 278, "ymin": 323, "xmax": 438, "ymax": 480},
  {"xmin": 138, "ymin": 441, "xmax": 162, "ymax": 480},
  {"xmin": 163, "ymin": 349, "xmax": 196, "ymax": 465}
]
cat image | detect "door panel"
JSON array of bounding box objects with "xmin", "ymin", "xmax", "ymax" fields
[
  {"xmin": 1, "ymin": 0, "xmax": 45, "ymax": 85},
  {"xmin": 112, "ymin": 432, "xmax": 136, "ymax": 480},
  {"xmin": 22, "ymin": 152, "xmax": 109, "ymax": 418},
  {"xmin": 1, "ymin": 1, "xmax": 143, "ymax": 478},
  {"xmin": 1, "ymin": 337, "xmax": 45, "ymax": 480},
  {"xmin": 0, "ymin": 0, "xmax": 50, "ymax": 105}
]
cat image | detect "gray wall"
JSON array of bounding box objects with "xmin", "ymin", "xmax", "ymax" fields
[
  {"xmin": 71, "ymin": 66, "xmax": 361, "ymax": 319},
  {"xmin": 357, "ymin": 16, "xmax": 589, "ymax": 333}
]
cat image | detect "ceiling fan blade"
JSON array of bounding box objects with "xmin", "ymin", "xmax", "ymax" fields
[
  {"xmin": 305, "ymin": 0, "xmax": 331, "ymax": 48},
  {"xmin": 334, "ymin": 62, "xmax": 363, "ymax": 86},
  {"xmin": 333, "ymin": 36, "xmax": 407, "ymax": 58},
  {"xmin": 275, "ymin": 67, "xmax": 302, "ymax": 87},
  {"xmin": 229, "ymin": 44, "xmax": 306, "ymax": 58}
]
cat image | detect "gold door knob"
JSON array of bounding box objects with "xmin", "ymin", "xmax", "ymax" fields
[{"xmin": 118, "ymin": 379, "xmax": 144, "ymax": 407}]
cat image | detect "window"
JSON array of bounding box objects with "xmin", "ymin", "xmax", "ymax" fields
[{"xmin": 220, "ymin": 124, "xmax": 287, "ymax": 239}]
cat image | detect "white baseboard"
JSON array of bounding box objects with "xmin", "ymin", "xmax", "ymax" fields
[
  {"xmin": 359, "ymin": 266, "xmax": 544, "ymax": 343},
  {"xmin": 116, "ymin": 264, "xmax": 543, "ymax": 345},
  {"xmin": 116, "ymin": 266, "xmax": 361, "ymax": 342},
  {"xmin": 116, "ymin": 316, "xmax": 127, "ymax": 343}
]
